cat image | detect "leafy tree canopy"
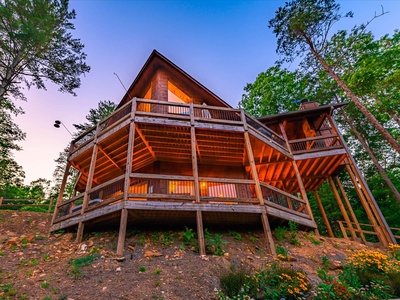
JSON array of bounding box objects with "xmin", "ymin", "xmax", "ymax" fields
[{"xmin": 0, "ymin": 0, "xmax": 90, "ymax": 105}]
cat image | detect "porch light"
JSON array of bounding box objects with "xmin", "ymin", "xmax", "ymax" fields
[{"xmin": 54, "ymin": 120, "xmax": 73, "ymax": 136}]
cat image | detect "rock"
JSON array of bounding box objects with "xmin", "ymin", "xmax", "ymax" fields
[
  {"xmin": 26, "ymin": 234, "xmax": 35, "ymax": 243},
  {"xmin": 6, "ymin": 237, "xmax": 19, "ymax": 246},
  {"xmin": 116, "ymin": 267, "xmax": 121, "ymax": 272},
  {"xmin": 330, "ymin": 260, "xmax": 343, "ymax": 270},
  {"xmin": 115, "ymin": 257, "xmax": 126, "ymax": 262},
  {"xmin": 79, "ymin": 244, "xmax": 87, "ymax": 252},
  {"xmin": 144, "ymin": 250, "xmax": 162, "ymax": 258},
  {"xmin": 62, "ymin": 233, "xmax": 74, "ymax": 241},
  {"xmin": 128, "ymin": 245, "xmax": 135, "ymax": 251}
]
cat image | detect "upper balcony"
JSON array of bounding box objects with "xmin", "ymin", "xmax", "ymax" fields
[{"xmin": 69, "ymin": 98, "xmax": 290, "ymax": 161}]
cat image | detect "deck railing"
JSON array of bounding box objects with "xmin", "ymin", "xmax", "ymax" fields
[
  {"xmin": 245, "ymin": 115, "xmax": 287, "ymax": 149},
  {"xmin": 289, "ymin": 134, "xmax": 342, "ymax": 154},
  {"xmin": 68, "ymin": 98, "xmax": 291, "ymax": 159},
  {"xmin": 337, "ymin": 221, "xmax": 400, "ymax": 244},
  {"xmin": 53, "ymin": 173, "xmax": 311, "ymax": 223},
  {"xmin": 260, "ymin": 182, "xmax": 308, "ymax": 215}
]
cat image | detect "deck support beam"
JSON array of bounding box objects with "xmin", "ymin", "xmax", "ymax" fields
[
  {"xmin": 51, "ymin": 159, "xmax": 72, "ymax": 227},
  {"xmin": 196, "ymin": 210, "xmax": 206, "ymax": 256},
  {"xmin": 328, "ymin": 176, "xmax": 357, "ymax": 240},
  {"xmin": 327, "ymin": 114, "xmax": 395, "ymax": 245},
  {"xmin": 261, "ymin": 210, "xmax": 277, "ymax": 256},
  {"xmin": 242, "ymin": 109, "xmax": 276, "ymax": 255},
  {"xmin": 313, "ymin": 191, "xmax": 334, "ymax": 238},
  {"xmin": 334, "ymin": 176, "xmax": 366, "ymax": 243},
  {"xmin": 76, "ymin": 124, "xmax": 100, "ymax": 243},
  {"xmin": 190, "ymin": 103, "xmax": 201, "ymax": 203},
  {"xmin": 346, "ymin": 165, "xmax": 388, "ymax": 246},
  {"xmin": 116, "ymin": 208, "xmax": 128, "ymax": 257},
  {"xmin": 279, "ymin": 122, "xmax": 317, "ymax": 234}
]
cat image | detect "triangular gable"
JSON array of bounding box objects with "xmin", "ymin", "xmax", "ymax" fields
[{"xmin": 117, "ymin": 50, "xmax": 231, "ymax": 108}]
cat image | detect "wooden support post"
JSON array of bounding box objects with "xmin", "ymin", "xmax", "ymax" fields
[
  {"xmin": 116, "ymin": 208, "xmax": 128, "ymax": 257},
  {"xmin": 190, "ymin": 103, "xmax": 200, "ymax": 203},
  {"xmin": 328, "ymin": 114, "xmax": 395, "ymax": 245},
  {"xmin": 349, "ymin": 165, "xmax": 394, "ymax": 245},
  {"xmin": 243, "ymin": 131, "xmax": 264, "ymax": 205},
  {"xmin": 0, "ymin": 197, "xmax": 3, "ymax": 206},
  {"xmin": 76, "ymin": 222, "xmax": 84, "ymax": 243},
  {"xmin": 75, "ymin": 142, "xmax": 98, "ymax": 244},
  {"xmin": 328, "ymin": 176, "xmax": 357, "ymax": 240},
  {"xmin": 338, "ymin": 221, "xmax": 349, "ymax": 240},
  {"xmin": 47, "ymin": 198, "xmax": 53, "ymax": 214},
  {"xmin": 279, "ymin": 122, "xmax": 317, "ymax": 232},
  {"xmin": 313, "ymin": 191, "xmax": 334, "ymax": 238},
  {"xmin": 196, "ymin": 210, "xmax": 206, "ymax": 256},
  {"xmin": 51, "ymin": 160, "xmax": 72, "ymax": 226},
  {"xmin": 346, "ymin": 165, "xmax": 388, "ymax": 246},
  {"xmin": 123, "ymin": 100, "xmax": 137, "ymax": 201},
  {"xmin": 124, "ymin": 122, "xmax": 136, "ymax": 201},
  {"xmin": 334, "ymin": 176, "xmax": 366, "ymax": 243},
  {"xmin": 261, "ymin": 210, "xmax": 277, "ymax": 256}
]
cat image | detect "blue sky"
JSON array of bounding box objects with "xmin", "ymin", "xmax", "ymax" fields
[{"xmin": 12, "ymin": 0, "xmax": 400, "ymax": 184}]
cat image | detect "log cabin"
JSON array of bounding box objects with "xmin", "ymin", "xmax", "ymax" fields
[{"xmin": 51, "ymin": 50, "xmax": 397, "ymax": 257}]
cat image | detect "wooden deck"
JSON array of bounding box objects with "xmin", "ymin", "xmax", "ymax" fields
[
  {"xmin": 52, "ymin": 98, "xmax": 321, "ymax": 249},
  {"xmin": 52, "ymin": 98, "xmax": 397, "ymax": 256}
]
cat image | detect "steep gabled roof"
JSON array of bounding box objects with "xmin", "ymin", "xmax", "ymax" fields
[{"xmin": 117, "ymin": 50, "xmax": 231, "ymax": 108}]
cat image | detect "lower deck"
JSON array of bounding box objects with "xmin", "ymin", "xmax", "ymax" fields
[{"xmin": 50, "ymin": 199, "xmax": 316, "ymax": 233}]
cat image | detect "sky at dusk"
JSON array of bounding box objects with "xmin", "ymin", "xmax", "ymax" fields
[{"xmin": 11, "ymin": 0, "xmax": 400, "ymax": 185}]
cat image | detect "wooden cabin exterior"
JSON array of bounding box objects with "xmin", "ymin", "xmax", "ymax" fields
[{"xmin": 51, "ymin": 51, "xmax": 397, "ymax": 257}]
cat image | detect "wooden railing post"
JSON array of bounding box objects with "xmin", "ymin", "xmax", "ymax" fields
[{"xmin": 190, "ymin": 103, "xmax": 200, "ymax": 203}]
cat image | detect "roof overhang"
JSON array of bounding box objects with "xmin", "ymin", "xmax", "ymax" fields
[
  {"xmin": 117, "ymin": 50, "xmax": 232, "ymax": 109},
  {"xmin": 257, "ymin": 102, "xmax": 348, "ymax": 125}
]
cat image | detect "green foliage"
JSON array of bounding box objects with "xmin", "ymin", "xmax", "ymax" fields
[
  {"xmin": 288, "ymin": 221, "xmax": 301, "ymax": 246},
  {"xmin": 315, "ymin": 249, "xmax": 400, "ymax": 299},
  {"xmin": 41, "ymin": 281, "xmax": 50, "ymax": 288},
  {"xmin": 139, "ymin": 266, "xmax": 146, "ymax": 273},
  {"xmin": 228, "ymin": 231, "xmax": 242, "ymax": 241},
  {"xmin": 0, "ymin": 0, "xmax": 90, "ymax": 102},
  {"xmin": 68, "ymin": 253, "xmax": 100, "ymax": 280},
  {"xmin": 306, "ymin": 233, "xmax": 322, "ymax": 245},
  {"xmin": 182, "ymin": 227, "xmax": 195, "ymax": 245},
  {"xmin": 160, "ymin": 232, "xmax": 174, "ymax": 248},
  {"xmin": 322, "ymin": 256, "xmax": 330, "ymax": 270},
  {"xmin": 1, "ymin": 283, "xmax": 13, "ymax": 293},
  {"xmin": 274, "ymin": 226, "xmax": 287, "ymax": 244},
  {"xmin": 204, "ymin": 229, "xmax": 227, "ymax": 256},
  {"xmin": 219, "ymin": 269, "xmax": 253, "ymax": 298},
  {"xmin": 153, "ymin": 269, "xmax": 161, "ymax": 275},
  {"xmin": 218, "ymin": 263, "xmax": 310, "ymax": 300}
]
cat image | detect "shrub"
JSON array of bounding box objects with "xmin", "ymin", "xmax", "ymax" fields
[
  {"xmin": 68, "ymin": 253, "xmax": 100, "ymax": 280},
  {"xmin": 315, "ymin": 249, "xmax": 400, "ymax": 299},
  {"xmin": 218, "ymin": 263, "xmax": 310, "ymax": 300},
  {"xmin": 204, "ymin": 229, "xmax": 226, "ymax": 256},
  {"xmin": 274, "ymin": 226, "xmax": 287, "ymax": 244},
  {"xmin": 219, "ymin": 269, "xmax": 253, "ymax": 298},
  {"xmin": 182, "ymin": 227, "xmax": 195, "ymax": 245}
]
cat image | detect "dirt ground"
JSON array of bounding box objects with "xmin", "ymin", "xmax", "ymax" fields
[{"xmin": 0, "ymin": 210, "xmax": 387, "ymax": 300}]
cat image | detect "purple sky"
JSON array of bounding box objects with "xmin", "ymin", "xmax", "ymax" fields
[{"xmin": 11, "ymin": 0, "xmax": 400, "ymax": 185}]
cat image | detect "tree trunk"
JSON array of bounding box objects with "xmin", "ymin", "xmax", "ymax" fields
[
  {"xmin": 307, "ymin": 44, "xmax": 400, "ymax": 154},
  {"xmin": 340, "ymin": 110, "xmax": 400, "ymax": 204}
]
